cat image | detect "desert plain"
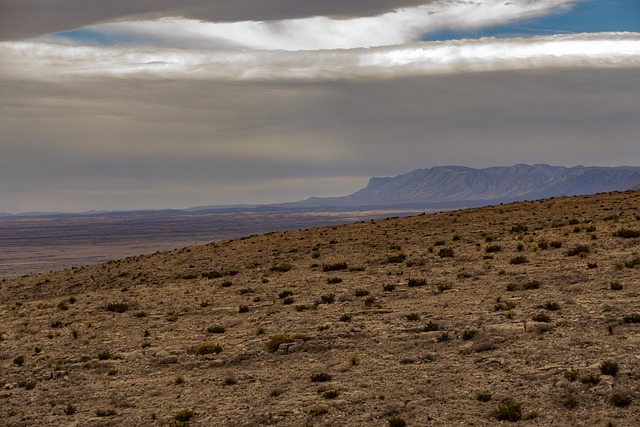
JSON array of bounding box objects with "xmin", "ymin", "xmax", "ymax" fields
[{"xmin": 2, "ymin": 191, "xmax": 640, "ymax": 426}]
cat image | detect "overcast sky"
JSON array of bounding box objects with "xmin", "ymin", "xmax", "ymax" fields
[{"xmin": 1, "ymin": 0, "xmax": 640, "ymax": 213}]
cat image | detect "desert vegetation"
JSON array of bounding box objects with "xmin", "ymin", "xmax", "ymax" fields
[{"xmin": 1, "ymin": 191, "xmax": 640, "ymax": 425}]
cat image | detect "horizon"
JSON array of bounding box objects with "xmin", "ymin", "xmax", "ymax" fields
[{"xmin": 2, "ymin": 0, "xmax": 640, "ymax": 213}]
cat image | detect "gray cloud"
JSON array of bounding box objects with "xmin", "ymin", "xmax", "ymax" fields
[{"xmin": 0, "ymin": 0, "xmax": 430, "ymax": 41}]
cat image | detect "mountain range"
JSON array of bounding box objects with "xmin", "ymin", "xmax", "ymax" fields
[{"xmin": 284, "ymin": 164, "xmax": 640, "ymax": 209}]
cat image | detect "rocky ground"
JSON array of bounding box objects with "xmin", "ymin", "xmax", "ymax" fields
[{"xmin": 2, "ymin": 191, "xmax": 640, "ymax": 426}]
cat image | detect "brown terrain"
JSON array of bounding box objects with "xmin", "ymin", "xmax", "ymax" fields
[{"xmin": 2, "ymin": 191, "xmax": 640, "ymax": 426}]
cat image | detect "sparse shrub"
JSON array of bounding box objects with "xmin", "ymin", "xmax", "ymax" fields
[
  {"xmin": 493, "ymin": 401, "xmax": 522, "ymax": 421},
  {"xmin": 203, "ymin": 270, "xmax": 222, "ymax": 279},
  {"xmin": 387, "ymin": 416, "xmax": 407, "ymax": 427},
  {"xmin": 523, "ymin": 280, "xmax": 541, "ymax": 290},
  {"xmin": 271, "ymin": 263, "xmax": 293, "ymax": 272},
  {"xmin": 566, "ymin": 245, "xmax": 590, "ymax": 257},
  {"xmin": 207, "ymin": 325, "xmax": 225, "ymax": 334},
  {"xmin": 544, "ymin": 301, "xmax": 560, "ymax": 311},
  {"xmin": 57, "ymin": 300, "xmax": 68, "ymax": 310},
  {"xmin": 407, "ymin": 278, "xmax": 427, "ymax": 287},
  {"xmin": 610, "ymin": 392, "xmax": 632, "ymax": 407},
  {"xmin": 486, "ymin": 245, "xmax": 501, "ymax": 253},
  {"xmin": 600, "ymin": 360, "xmax": 619, "ymax": 377},
  {"xmin": 267, "ymin": 333, "xmax": 308, "ymax": 352},
  {"xmin": 564, "ymin": 368, "xmax": 579, "ymax": 382},
  {"xmin": 224, "ymin": 375, "xmax": 237, "ymax": 385},
  {"xmin": 495, "ymin": 299, "xmax": 516, "ymax": 311},
  {"xmin": 516, "ymin": 243, "xmax": 524, "ymax": 252},
  {"xmin": 354, "ymin": 289, "xmax": 370, "ymax": 297},
  {"xmin": 580, "ymin": 373, "xmax": 600, "ymax": 385},
  {"xmin": 424, "ymin": 321, "xmax": 439, "ymax": 332},
  {"xmin": 475, "ymin": 391, "xmax": 492, "ymax": 402},
  {"xmin": 624, "ymin": 257, "xmax": 640, "ymax": 268},
  {"xmin": 614, "ymin": 228, "xmax": 640, "ymax": 238},
  {"xmin": 510, "ymin": 256, "xmax": 528, "ymax": 265},
  {"xmin": 323, "ymin": 390, "xmax": 339, "ymax": 399},
  {"xmin": 278, "ymin": 290, "xmax": 293, "ymax": 299},
  {"xmin": 537, "ymin": 241, "xmax": 549, "ymax": 250},
  {"xmin": 175, "ymin": 409, "xmax": 194, "ymax": 422},
  {"xmin": 327, "ymin": 277, "xmax": 342, "ymax": 284},
  {"xmin": 510, "ymin": 223, "xmax": 528, "ymax": 233},
  {"xmin": 388, "ymin": 253, "xmax": 407, "ymax": 263},
  {"xmin": 13, "ymin": 356, "xmax": 24, "ymax": 366},
  {"xmin": 364, "ymin": 296, "xmax": 376, "ymax": 307},
  {"xmin": 194, "ymin": 342, "xmax": 223, "ymax": 355},
  {"xmin": 283, "ymin": 297, "xmax": 294, "ymax": 305},
  {"xmin": 563, "ymin": 394, "xmax": 578, "ymax": 409},
  {"xmin": 406, "ymin": 313, "xmax": 420, "ymax": 321},
  {"xmin": 220, "ymin": 280, "xmax": 233, "ymax": 287},
  {"xmin": 239, "ymin": 288, "xmax": 254, "ymax": 295},
  {"xmin": 383, "ymin": 284, "xmax": 396, "ymax": 292},
  {"xmin": 437, "ymin": 283, "xmax": 452, "ymax": 292},
  {"xmin": 309, "ymin": 407, "xmax": 328, "ymax": 416},
  {"xmin": 532, "ymin": 312, "xmax": 550, "ymax": 323},
  {"xmin": 587, "ymin": 262, "xmax": 598, "ymax": 269},
  {"xmin": 462, "ymin": 330, "xmax": 477, "ymax": 340},
  {"xmin": 50, "ymin": 320, "xmax": 63, "ymax": 328},
  {"xmin": 623, "ymin": 314, "xmax": 640, "ymax": 323},
  {"xmin": 322, "ymin": 262, "xmax": 347, "ymax": 272},
  {"xmin": 64, "ymin": 403, "xmax": 77, "ymax": 415},
  {"xmin": 610, "ymin": 281, "xmax": 623, "ymax": 290},
  {"xmin": 97, "ymin": 350, "xmax": 111, "ymax": 360},
  {"xmin": 320, "ymin": 294, "xmax": 335, "ymax": 304},
  {"xmin": 105, "ymin": 302, "xmax": 129, "ymax": 313},
  {"xmin": 340, "ymin": 314, "xmax": 352, "ymax": 322},
  {"xmin": 238, "ymin": 305, "xmax": 249, "ymax": 313},
  {"xmin": 549, "ymin": 241, "xmax": 563, "ymax": 248},
  {"xmin": 95, "ymin": 409, "xmax": 116, "ymax": 417},
  {"xmin": 437, "ymin": 248, "xmax": 454, "ymax": 258},
  {"xmin": 175, "ymin": 376, "xmax": 185, "ymax": 385},
  {"xmin": 310, "ymin": 373, "xmax": 332, "ymax": 382},
  {"xmin": 434, "ymin": 240, "xmax": 445, "ymax": 246},
  {"xmin": 437, "ymin": 332, "xmax": 450, "ymax": 342}
]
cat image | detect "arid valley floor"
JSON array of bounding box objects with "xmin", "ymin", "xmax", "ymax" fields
[{"xmin": 2, "ymin": 192, "xmax": 640, "ymax": 426}]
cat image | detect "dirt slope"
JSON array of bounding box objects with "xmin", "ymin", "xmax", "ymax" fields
[{"xmin": 2, "ymin": 191, "xmax": 640, "ymax": 426}]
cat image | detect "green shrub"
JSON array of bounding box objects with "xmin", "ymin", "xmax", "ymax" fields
[
  {"xmin": 566, "ymin": 245, "xmax": 590, "ymax": 257},
  {"xmin": 194, "ymin": 342, "xmax": 223, "ymax": 355},
  {"xmin": 614, "ymin": 228, "xmax": 640, "ymax": 238},
  {"xmin": 564, "ymin": 368, "xmax": 579, "ymax": 382},
  {"xmin": 532, "ymin": 312, "xmax": 550, "ymax": 323},
  {"xmin": 175, "ymin": 409, "xmax": 194, "ymax": 422},
  {"xmin": 544, "ymin": 301, "xmax": 560, "ymax": 311},
  {"xmin": 407, "ymin": 278, "xmax": 427, "ymax": 287},
  {"xmin": 600, "ymin": 360, "xmax": 619, "ymax": 377},
  {"xmin": 493, "ymin": 401, "xmax": 522, "ymax": 421},
  {"xmin": 105, "ymin": 302, "xmax": 129, "ymax": 313},
  {"xmin": 224, "ymin": 375, "xmax": 237, "ymax": 386},
  {"xmin": 509, "ymin": 256, "xmax": 528, "ymax": 265},
  {"xmin": 580, "ymin": 373, "xmax": 600, "ymax": 385},
  {"xmin": 322, "ymin": 262, "xmax": 347, "ymax": 272},
  {"xmin": 267, "ymin": 333, "xmax": 308, "ymax": 353},
  {"xmin": 310, "ymin": 373, "xmax": 332, "ymax": 382},
  {"xmin": 437, "ymin": 248, "xmax": 454, "ymax": 258},
  {"xmin": 64, "ymin": 403, "xmax": 77, "ymax": 415},
  {"xmin": 610, "ymin": 392, "xmax": 632, "ymax": 407},
  {"xmin": 563, "ymin": 394, "xmax": 578, "ymax": 409},
  {"xmin": 475, "ymin": 391, "xmax": 492, "ymax": 402}
]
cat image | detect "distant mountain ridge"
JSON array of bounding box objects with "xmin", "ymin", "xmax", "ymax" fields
[{"xmin": 287, "ymin": 164, "xmax": 640, "ymax": 208}]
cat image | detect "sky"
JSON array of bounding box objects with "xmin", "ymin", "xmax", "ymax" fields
[{"xmin": 1, "ymin": 0, "xmax": 640, "ymax": 213}]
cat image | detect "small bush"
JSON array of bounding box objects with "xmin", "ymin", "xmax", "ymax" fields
[
  {"xmin": 310, "ymin": 373, "xmax": 332, "ymax": 382},
  {"xmin": 203, "ymin": 270, "xmax": 222, "ymax": 279},
  {"xmin": 493, "ymin": 401, "xmax": 522, "ymax": 421},
  {"xmin": 388, "ymin": 416, "xmax": 407, "ymax": 427},
  {"xmin": 406, "ymin": 313, "xmax": 420, "ymax": 321},
  {"xmin": 97, "ymin": 350, "xmax": 111, "ymax": 360},
  {"xmin": 486, "ymin": 245, "xmax": 501, "ymax": 253},
  {"xmin": 238, "ymin": 305, "xmax": 249, "ymax": 313},
  {"xmin": 383, "ymin": 284, "xmax": 396, "ymax": 292},
  {"xmin": 310, "ymin": 407, "xmax": 328, "ymax": 416},
  {"xmin": 327, "ymin": 277, "xmax": 342, "ymax": 284},
  {"xmin": 544, "ymin": 301, "xmax": 560, "ymax": 311},
  {"xmin": 566, "ymin": 245, "xmax": 590, "ymax": 257},
  {"xmin": 563, "ymin": 394, "xmax": 578, "ymax": 409},
  {"xmin": 600, "ymin": 360, "xmax": 619, "ymax": 377},
  {"xmin": 282, "ymin": 297, "xmax": 294, "ymax": 305},
  {"xmin": 322, "ymin": 262, "xmax": 347, "ymax": 272},
  {"xmin": 320, "ymin": 294, "xmax": 335, "ymax": 304},
  {"xmin": 95, "ymin": 409, "xmax": 116, "ymax": 417},
  {"xmin": 388, "ymin": 253, "xmax": 407, "ymax": 263},
  {"xmin": 13, "ymin": 356, "xmax": 24, "ymax": 366},
  {"xmin": 207, "ymin": 325, "xmax": 225, "ymax": 334},
  {"xmin": 523, "ymin": 280, "xmax": 541, "ymax": 290},
  {"xmin": 462, "ymin": 330, "xmax": 477, "ymax": 340},
  {"xmin": 423, "ymin": 321, "xmax": 439, "ymax": 332},
  {"xmin": 437, "ymin": 248, "xmax": 454, "ymax": 258},
  {"xmin": 495, "ymin": 300, "xmax": 516, "ymax": 311},
  {"xmin": 580, "ymin": 374, "xmax": 600, "ymax": 385},
  {"xmin": 475, "ymin": 391, "xmax": 492, "ymax": 402},
  {"xmin": 564, "ymin": 368, "xmax": 579, "ymax": 382},
  {"xmin": 267, "ymin": 333, "xmax": 308, "ymax": 352},
  {"xmin": 549, "ymin": 241, "xmax": 563, "ymax": 249},
  {"xmin": 340, "ymin": 314, "xmax": 352, "ymax": 322},
  {"xmin": 623, "ymin": 314, "xmax": 640, "ymax": 323},
  {"xmin": 220, "ymin": 280, "xmax": 233, "ymax": 287},
  {"xmin": 105, "ymin": 302, "xmax": 129, "ymax": 313},
  {"xmin": 510, "ymin": 223, "xmax": 528, "ymax": 233},
  {"xmin": 278, "ymin": 290, "xmax": 293, "ymax": 299},
  {"xmin": 323, "ymin": 389, "xmax": 340, "ymax": 399},
  {"xmin": 271, "ymin": 263, "xmax": 293, "ymax": 272},
  {"xmin": 64, "ymin": 403, "xmax": 77, "ymax": 415},
  {"xmin": 610, "ymin": 281, "xmax": 624, "ymax": 291},
  {"xmin": 224, "ymin": 375, "xmax": 237, "ymax": 386},
  {"xmin": 537, "ymin": 241, "xmax": 549, "ymax": 250},
  {"xmin": 510, "ymin": 256, "xmax": 528, "ymax": 265},
  {"xmin": 194, "ymin": 342, "xmax": 223, "ymax": 355},
  {"xmin": 354, "ymin": 289, "xmax": 370, "ymax": 297},
  {"xmin": 175, "ymin": 409, "xmax": 194, "ymax": 422},
  {"xmin": 624, "ymin": 257, "xmax": 640, "ymax": 268},
  {"xmin": 614, "ymin": 228, "xmax": 640, "ymax": 238},
  {"xmin": 610, "ymin": 392, "xmax": 632, "ymax": 407},
  {"xmin": 407, "ymin": 278, "xmax": 427, "ymax": 287},
  {"xmin": 532, "ymin": 312, "xmax": 550, "ymax": 323}
]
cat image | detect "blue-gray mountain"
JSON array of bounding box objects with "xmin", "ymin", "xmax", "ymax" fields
[{"xmin": 291, "ymin": 164, "xmax": 640, "ymax": 208}]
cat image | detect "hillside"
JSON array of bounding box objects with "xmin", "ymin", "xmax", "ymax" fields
[
  {"xmin": 289, "ymin": 165, "xmax": 640, "ymax": 208},
  {"xmin": 2, "ymin": 191, "xmax": 640, "ymax": 426}
]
